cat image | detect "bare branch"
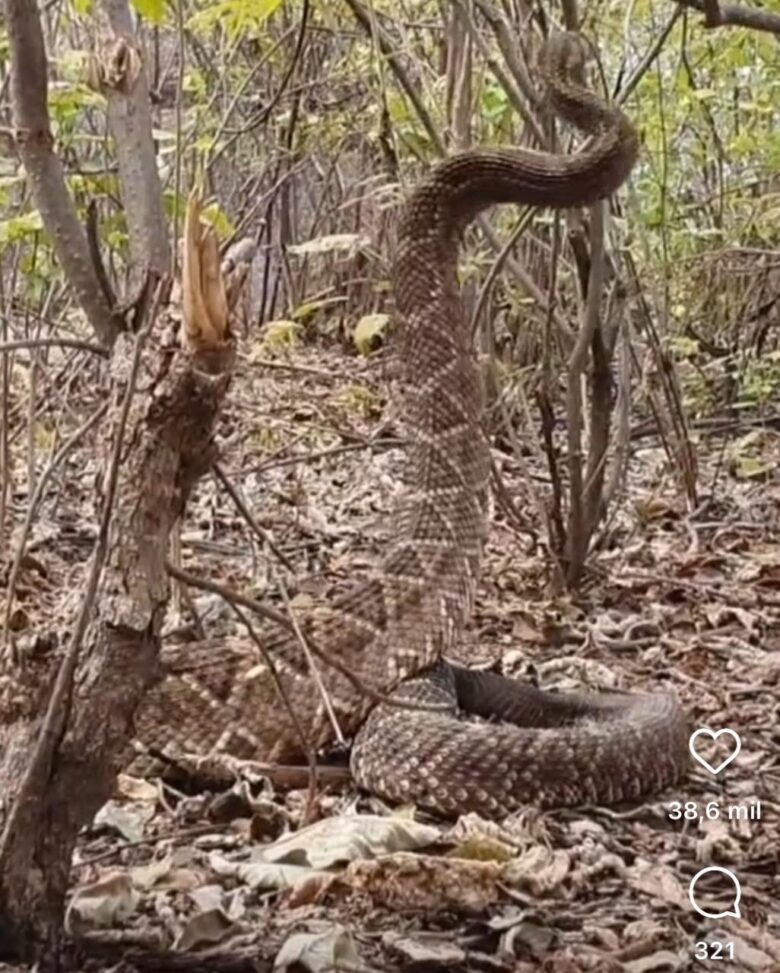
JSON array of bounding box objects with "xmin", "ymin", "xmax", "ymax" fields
[
  {"xmin": 676, "ymin": 0, "xmax": 780, "ymax": 33},
  {"xmin": 0, "ymin": 338, "xmax": 109, "ymax": 357},
  {"xmin": 92, "ymin": 0, "xmax": 170, "ymax": 282},
  {"xmin": 565, "ymin": 203, "xmax": 606, "ymax": 586},
  {"xmin": 342, "ymin": 0, "xmax": 443, "ymax": 153},
  {"xmin": 451, "ymin": 0, "xmax": 546, "ymax": 144},
  {"xmin": 4, "ymin": 0, "xmax": 120, "ymax": 346}
]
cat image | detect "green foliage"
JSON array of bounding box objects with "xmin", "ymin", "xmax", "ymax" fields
[
  {"xmin": 729, "ymin": 430, "xmax": 774, "ymax": 480},
  {"xmin": 386, "ymin": 90, "xmax": 436, "ymax": 158},
  {"xmin": 48, "ymin": 81, "xmax": 102, "ymax": 138},
  {"xmin": 201, "ymin": 201, "xmax": 236, "ymax": 239},
  {"xmin": 3, "ymin": 0, "xmax": 778, "ymax": 441},
  {"xmin": 183, "ymin": 67, "xmax": 208, "ymax": 101},
  {"xmin": 629, "ymin": 21, "xmax": 780, "ymax": 260},
  {"xmin": 162, "ymin": 191, "xmax": 234, "ymax": 240},
  {"xmin": 478, "ymin": 83, "xmax": 514, "ymax": 140},
  {"xmin": 258, "ymin": 320, "xmax": 303, "ymax": 350},
  {"xmin": 738, "ymin": 351, "xmax": 780, "ymax": 409},
  {"xmin": 0, "ymin": 212, "xmax": 44, "ymax": 249},
  {"xmin": 0, "ymin": 175, "xmax": 23, "ymax": 213},
  {"xmin": 188, "ymin": 0, "xmax": 285, "ymax": 39},
  {"xmin": 330, "ymin": 383, "xmax": 381, "ymax": 419},
  {"xmin": 131, "ymin": 0, "xmax": 167, "ymax": 24},
  {"xmin": 291, "ymin": 297, "xmax": 345, "ymax": 323}
]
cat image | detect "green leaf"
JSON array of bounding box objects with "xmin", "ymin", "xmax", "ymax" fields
[
  {"xmin": 733, "ymin": 455, "xmax": 773, "ymax": 481},
  {"xmin": 291, "ymin": 297, "xmax": 343, "ymax": 322},
  {"xmin": 353, "ymin": 313, "xmax": 389, "ymax": 356},
  {"xmin": 0, "ymin": 211, "xmax": 44, "ymax": 249},
  {"xmin": 257, "ymin": 319, "xmax": 302, "ymax": 350},
  {"xmin": 130, "ymin": 0, "xmax": 166, "ymax": 24},
  {"xmin": 201, "ymin": 201, "xmax": 235, "ymax": 239},
  {"xmin": 669, "ymin": 336, "xmax": 699, "ymax": 357},
  {"xmin": 188, "ymin": 0, "xmax": 285, "ymax": 39}
]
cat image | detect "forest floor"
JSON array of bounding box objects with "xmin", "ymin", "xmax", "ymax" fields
[{"xmin": 3, "ymin": 338, "xmax": 780, "ymax": 972}]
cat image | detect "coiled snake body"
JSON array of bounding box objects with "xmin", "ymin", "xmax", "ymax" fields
[{"xmin": 137, "ymin": 33, "xmax": 689, "ymax": 817}]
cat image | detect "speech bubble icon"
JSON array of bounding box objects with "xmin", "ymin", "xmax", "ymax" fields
[
  {"xmin": 689, "ymin": 727, "xmax": 741, "ymax": 775},
  {"xmin": 689, "ymin": 866, "xmax": 742, "ymax": 919}
]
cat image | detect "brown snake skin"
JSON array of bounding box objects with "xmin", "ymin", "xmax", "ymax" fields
[{"xmin": 136, "ymin": 33, "xmax": 689, "ymax": 817}]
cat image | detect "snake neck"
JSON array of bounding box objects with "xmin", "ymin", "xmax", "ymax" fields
[{"xmin": 391, "ymin": 31, "xmax": 639, "ymax": 638}]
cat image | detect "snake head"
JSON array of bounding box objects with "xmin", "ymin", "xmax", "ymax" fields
[{"xmin": 540, "ymin": 31, "xmax": 592, "ymax": 88}]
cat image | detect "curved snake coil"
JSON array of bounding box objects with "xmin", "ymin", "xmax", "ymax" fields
[
  {"xmin": 137, "ymin": 33, "xmax": 689, "ymax": 818},
  {"xmin": 349, "ymin": 32, "xmax": 689, "ymax": 815}
]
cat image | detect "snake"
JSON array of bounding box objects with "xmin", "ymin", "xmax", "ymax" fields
[{"xmin": 136, "ymin": 32, "xmax": 689, "ymax": 817}]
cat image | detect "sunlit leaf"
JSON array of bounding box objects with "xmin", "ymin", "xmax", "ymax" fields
[
  {"xmin": 201, "ymin": 201, "xmax": 235, "ymax": 239},
  {"xmin": 257, "ymin": 319, "xmax": 302, "ymax": 350},
  {"xmin": 188, "ymin": 0, "xmax": 285, "ymax": 39},
  {"xmin": 0, "ymin": 212, "xmax": 44, "ymax": 249},
  {"xmin": 70, "ymin": 0, "xmax": 93, "ymax": 16},
  {"xmin": 353, "ymin": 313, "xmax": 389, "ymax": 356},
  {"xmin": 130, "ymin": 0, "xmax": 166, "ymax": 24}
]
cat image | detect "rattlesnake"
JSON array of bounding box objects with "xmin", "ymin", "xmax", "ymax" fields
[{"xmin": 136, "ymin": 33, "xmax": 689, "ymax": 817}]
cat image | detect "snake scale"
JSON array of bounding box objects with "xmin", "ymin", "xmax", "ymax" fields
[{"xmin": 136, "ymin": 33, "xmax": 689, "ymax": 817}]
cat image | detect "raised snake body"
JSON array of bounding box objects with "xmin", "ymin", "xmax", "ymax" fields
[{"xmin": 136, "ymin": 33, "xmax": 689, "ymax": 817}]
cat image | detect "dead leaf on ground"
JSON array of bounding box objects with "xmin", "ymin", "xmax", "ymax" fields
[
  {"xmin": 173, "ymin": 907, "xmax": 243, "ymax": 951},
  {"xmin": 274, "ymin": 924, "xmax": 365, "ymax": 972},
  {"xmin": 256, "ymin": 813, "xmax": 441, "ymax": 869},
  {"xmin": 65, "ymin": 871, "xmax": 140, "ymax": 934},
  {"xmin": 210, "ymin": 852, "xmax": 330, "ymax": 893}
]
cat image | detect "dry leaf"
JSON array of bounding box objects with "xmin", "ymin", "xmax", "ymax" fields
[
  {"xmin": 65, "ymin": 871, "xmax": 139, "ymax": 933},
  {"xmin": 173, "ymin": 908, "xmax": 241, "ymax": 951},
  {"xmin": 274, "ymin": 925, "xmax": 364, "ymax": 972},
  {"xmin": 257, "ymin": 814, "xmax": 440, "ymax": 869}
]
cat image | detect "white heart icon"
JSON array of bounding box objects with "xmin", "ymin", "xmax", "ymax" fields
[{"xmin": 689, "ymin": 728, "xmax": 741, "ymax": 775}]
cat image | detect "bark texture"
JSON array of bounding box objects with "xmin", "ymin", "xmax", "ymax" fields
[{"xmin": 0, "ymin": 201, "xmax": 244, "ymax": 965}]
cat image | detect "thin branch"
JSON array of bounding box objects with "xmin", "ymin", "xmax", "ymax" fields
[
  {"xmin": 469, "ymin": 208, "xmax": 535, "ymax": 339},
  {"xmin": 676, "ymin": 0, "xmax": 780, "ymax": 33},
  {"xmin": 616, "ymin": 7, "xmax": 683, "ymax": 105},
  {"xmin": 451, "ymin": 0, "xmax": 546, "ymax": 144},
  {"xmin": 342, "ymin": 0, "xmax": 443, "ymax": 152},
  {"xmin": 565, "ymin": 203, "xmax": 606, "ymax": 586},
  {"xmin": 2, "ymin": 400, "xmax": 110, "ymax": 656},
  {"xmin": 164, "ymin": 563, "xmax": 451, "ymax": 717},
  {"xmin": 0, "ymin": 338, "xmax": 109, "ymax": 357},
  {"xmin": 94, "ymin": 0, "xmax": 170, "ymax": 280},
  {"xmin": 164, "ymin": 562, "xmax": 293, "ymax": 632},
  {"xmin": 250, "ymin": 437, "xmax": 404, "ymax": 475},
  {"xmin": 227, "ymin": 603, "xmax": 322, "ymax": 824},
  {"xmin": 212, "ymin": 462, "xmax": 295, "ymax": 571},
  {"xmin": 271, "ymin": 562, "xmax": 347, "ymax": 747},
  {"xmin": 232, "ymin": 0, "xmax": 311, "ymax": 136},
  {"xmin": 4, "ymin": 0, "xmax": 119, "ymax": 346},
  {"xmin": 470, "ymin": 0, "xmax": 545, "ymax": 116},
  {"xmin": 86, "ymin": 199, "xmax": 117, "ymax": 308}
]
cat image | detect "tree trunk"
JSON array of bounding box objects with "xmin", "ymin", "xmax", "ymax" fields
[{"xmin": 0, "ymin": 203, "xmax": 245, "ymax": 966}]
